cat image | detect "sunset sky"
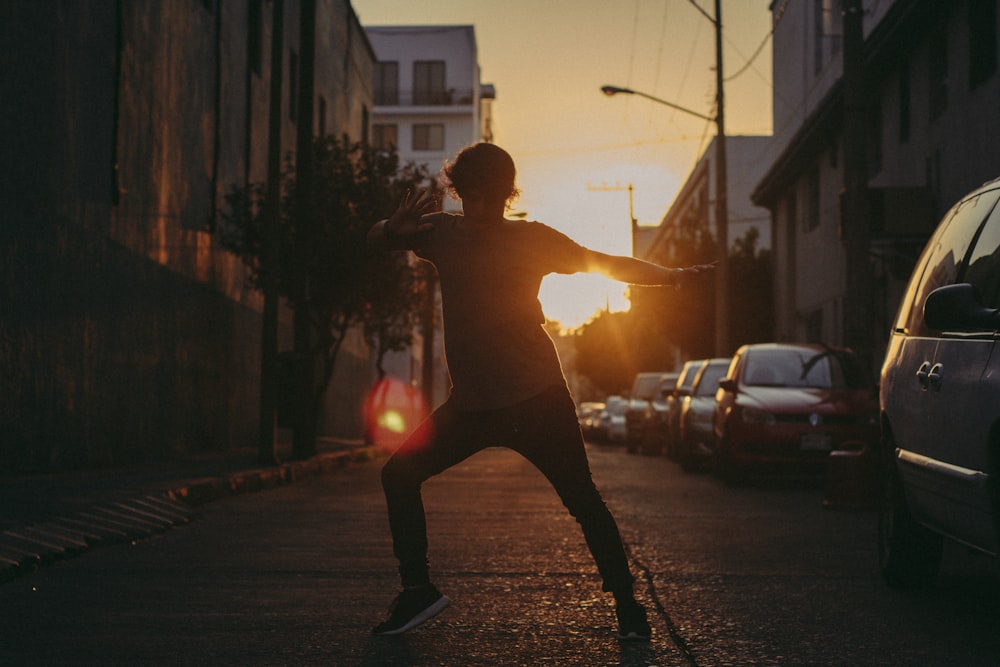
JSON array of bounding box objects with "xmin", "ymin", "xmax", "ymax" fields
[{"xmin": 352, "ymin": 0, "xmax": 774, "ymax": 329}]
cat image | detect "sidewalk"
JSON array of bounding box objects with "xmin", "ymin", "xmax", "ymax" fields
[{"xmin": 0, "ymin": 438, "xmax": 383, "ymax": 584}]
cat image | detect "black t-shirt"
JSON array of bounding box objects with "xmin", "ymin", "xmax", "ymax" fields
[{"xmin": 406, "ymin": 213, "xmax": 590, "ymax": 410}]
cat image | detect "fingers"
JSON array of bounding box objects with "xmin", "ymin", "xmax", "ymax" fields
[{"xmin": 399, "ymin": 188, "xmax": 438, "ymax": 215}]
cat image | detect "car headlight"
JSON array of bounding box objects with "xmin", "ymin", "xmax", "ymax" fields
[{"xmin": 739, "ymin": 405, "xmax": 776, "ymax": 425}]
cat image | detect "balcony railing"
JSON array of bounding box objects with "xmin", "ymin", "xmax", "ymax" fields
[{"xmin": 374, "ymin": 88, "xmax": 477, "ymax": 107}]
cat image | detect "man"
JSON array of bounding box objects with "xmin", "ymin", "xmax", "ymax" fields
[{"xmin": 367, "ymin": 143, "xmax": 713, "ymax": 640}]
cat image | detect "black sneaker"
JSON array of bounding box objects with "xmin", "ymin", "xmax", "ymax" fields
[
  {"xmin": 615, "ymin": 599, "xmax": 652, "ymax": 641},
  {"xmin": 372, "ymin": 584, "xmax": 451, "ymax": 635}
]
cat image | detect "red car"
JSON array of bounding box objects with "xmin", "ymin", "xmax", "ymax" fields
[{"xmin": 711, "ymin": 343, "xmax": 878, "ymax": 483}]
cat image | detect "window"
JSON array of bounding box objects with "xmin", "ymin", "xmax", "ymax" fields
[
  {"xmin": 412, "ymin": 124, "xmax": 444, "ymax": 151},
  {"xmin": 928, "ymin": 29, "xmax": 947, "ymax": 120},
  {"xmin": 413, "ymin": 61, "xmax": 447, "ymax": 105},
  {"xmin": 805, "ymin": 167, "xmax": 820, "ymax": 232},
  {"xmin": 248, "ymin": 0, "xmax": 262, "ymax": 76},
  {"xmin": 374, "ymin": 62, "xmax": 399, "ymax": 105},
  {"xmin": 962, "ymin": 198, "xmax": 1000, "ymax": 308},
  {"xmin": 317, "ymin": 96, "xmax": 327, "ymax": 138},
  {"xmin": 900, "ymin": 190, "xmax": 1000, "ymax": 333},
  {"xmin": 868, "ymin": 100, "xmax": 882, "ymax": 175},
  {"xmin": 898, "ymin": 61, "xmax": 910, "ymax": 142},
  {"xmin": 813, "ymin": 0, "xmax": 825, "ymax": 74},
  {"xmin": 786, "ymin": 189, "xmax": 798, "ymax": 233},
  {"xmin": 969, "ymin": 0, "xmax": 997, "ymax": 90},
  {"xmin": 373, "ymin": 124, "xmax": 398, "ymax": 150},
  {"xmin": 289, "ymin": 49, "xmax": 298, "ymax": 122}
]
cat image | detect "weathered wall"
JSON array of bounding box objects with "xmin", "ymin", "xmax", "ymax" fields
[{"xmin": 0, "ymin": 0, "xmax": 376, "ymax": 471}]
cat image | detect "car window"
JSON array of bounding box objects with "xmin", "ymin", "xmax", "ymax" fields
[
  {"xmin": 898, "ymin": 189, "xmax": 1000, "ymax": 335},
  {"xmin": 693, "ymin": 363, "xmax": 728, "ymax": 396},
  {"xmin": 962, "ymin": 199, "xmax": 1000, "ymax": 308},
  {"xmin": 742, "ymin": 348, "xmax": 866, "ymax": 389}
]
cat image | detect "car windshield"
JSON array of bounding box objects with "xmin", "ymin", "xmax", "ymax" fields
[{"xmin": 742, "ymin": 348, "xmax": 866, "ymax": 389}]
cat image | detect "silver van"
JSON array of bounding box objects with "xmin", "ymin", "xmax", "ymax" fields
[{"xmin": 879, "ymin": 176, "xmax": 1000, "ymax": 587}]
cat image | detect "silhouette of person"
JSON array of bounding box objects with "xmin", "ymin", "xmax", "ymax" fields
[{"xmin": 367, "ymin": 142, "xmax": 714, "ymax": 640}]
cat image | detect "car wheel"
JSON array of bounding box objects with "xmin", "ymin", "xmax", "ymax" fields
[
  {"xmin": 878, "ymin": 440, "xmax": 943, "ymax": 589},
  {"xmin": 679, "ymin": 438, "xmax": 695, "ymax": 471},
  {"xmin": 712, "ymin": 431, "xmax": 743, "ymax": 484}
]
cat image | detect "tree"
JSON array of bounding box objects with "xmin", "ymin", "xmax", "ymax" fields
[{"xmin": 219, "ymin": 137, "xmax": 430, "ymax": 457}]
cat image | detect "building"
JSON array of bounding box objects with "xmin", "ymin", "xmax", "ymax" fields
[
  {"xmin": 752, "ymin": 0, "xmax": 1000, "ymax": 362},
  {"xmin": 646, "ymin": 135, "xmax": 772, "ymax": 262},
  {"xmin": 365, "ymin": 25, "xmax": 495, "ymax": 206},
  {"xmin": 1, "ymin": 1, "xmax": 375, "ymax": 469},
  {"xmin": 364, "ymin": 24, "xmax": 496, "ymax": 405}
]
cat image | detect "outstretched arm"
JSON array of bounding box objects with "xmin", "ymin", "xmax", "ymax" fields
[{"xmin": 581, "ymin": 249, "xmax": 717, "ymax": 287}]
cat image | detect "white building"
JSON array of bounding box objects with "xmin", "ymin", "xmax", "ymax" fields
[{"xmin": 365, "ymin": 25, "xmax": 495, "ymax": 211}]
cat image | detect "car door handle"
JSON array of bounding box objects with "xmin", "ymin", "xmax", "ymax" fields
[
  {"xmin": 927, "ymin": 363, "xmax": 943, "ymax": 391},
  {"xmin": 916, "ymin": 361, "xmax": 931, "ymax": 390}
]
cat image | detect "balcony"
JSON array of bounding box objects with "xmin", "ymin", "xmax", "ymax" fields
[{"xmin": 374, "ymin": 88, "xmax": 477, "ymax": 107}]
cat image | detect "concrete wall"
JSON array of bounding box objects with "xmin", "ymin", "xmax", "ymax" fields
[{"xmin": 0, "ymin": 0, "xmax": 375, "ymax": 470}]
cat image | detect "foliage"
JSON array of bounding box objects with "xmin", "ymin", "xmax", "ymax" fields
[{"xmin": 218, "ymin": 136, "xmax": 430, "ymax": 407}]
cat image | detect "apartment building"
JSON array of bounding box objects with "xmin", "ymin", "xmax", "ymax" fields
[
  {"xmin": 365, "ymin": 25, "xmax": 496, "ymax": 210},
  {"xmin": 752, "ymin": 0, "xmax": 1000, "ymax": 361}
]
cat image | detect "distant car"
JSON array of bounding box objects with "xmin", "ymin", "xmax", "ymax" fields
[
  {"xmin": 665, "ymin": 360, "xmax": 706, "ymax": 460},
  {"xmin": 602, "ymin": 396, "xmax": 628, "ymax": 444},
  {"xmin": 711, "ymin": 343, "xmax": 878, "ymax": 483},
  {"xmin": 577, "ymin": 401, "xmax": 605, "ymax": 440},
  {"xmin": 640, "ymin": 372, "xmax": 679, "ymax": 455},
  {"xmin": 879, "ymin": 176, "xmax": 1000, "ymax": 588},
  {"xmin": 624, "ymin": 372, "xmax": 669, "ymax": 454},
  {"xmin": 677, "ymin": 358, "xmax": 731, "ymax": 471}
]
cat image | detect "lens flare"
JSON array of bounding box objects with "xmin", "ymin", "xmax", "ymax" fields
[{"xmin": 364, "ymin": 377, "xmax": 430, "ymax": 451}]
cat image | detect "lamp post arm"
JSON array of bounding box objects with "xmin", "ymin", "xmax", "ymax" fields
[{"xmin": 600, "ymin": 85, "xmax": 715, "ymax": 122}]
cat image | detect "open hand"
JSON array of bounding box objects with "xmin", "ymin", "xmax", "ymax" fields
[
  {"xmin": 675, "ymin": 261, "xmax": 718, "ymax": 288},
  {"xmin": 387, "ymin": 188, "xmax": 438, "ymax": 237}
]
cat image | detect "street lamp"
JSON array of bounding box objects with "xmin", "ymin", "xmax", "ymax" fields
[
  {"xmin": 600, "ymin": 86, "xmax": 714, "ymax": 122},
  {"xmin": 599, "ymin": 2, "xmax": 729, "ymax": 357}
]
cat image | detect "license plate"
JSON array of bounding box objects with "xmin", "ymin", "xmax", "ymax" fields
[{"xmin": 801, "ymin": 433, "xmax": 833, "ymax": 451}]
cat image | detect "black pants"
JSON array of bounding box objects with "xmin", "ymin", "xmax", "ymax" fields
[{"xmin": 380, "ymin": 384, "xmax": 636, "ymax": 594}]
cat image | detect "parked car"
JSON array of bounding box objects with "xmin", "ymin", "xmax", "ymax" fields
[
  {"xmin": 641, "ymin": 372, "xmax": 680, "ymax": 455},
  {"xmin": 664, "ymin": 360, "xmax": 707, "ymax": 460},
  {"xmin": 677, "ymin": 358, "xmax": 731, "ymax": 471},
  {"xmin": 577, "ymin": 401, "xmax": 605, "ymax": 440},
  {"xmin": 879, "ymin": 176, "xmax": 1000, "ymax": 588},
  {"xmin": 624, "ymin": 372, "xmax": 669, "ymax": 454},
  {"xmin": 711, "ymin": 343, "xmax": 878, "ymax": 483},
  {"xmin": 602, "ymin": 395, "xmax": 628, "ymax": 444}
]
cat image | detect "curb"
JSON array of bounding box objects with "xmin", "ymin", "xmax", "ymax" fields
[{"xmin": 0, "ymin": 446, "xmax": 383, "ymax": 585}]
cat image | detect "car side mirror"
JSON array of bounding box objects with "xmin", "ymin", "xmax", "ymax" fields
[
  {"xmin": 924, "ymin": 283, "xmax": 1000, "ymax": 332},
  {"xmin": 718, "ymin": 377, "xmax": 737, "ymax": 393}
]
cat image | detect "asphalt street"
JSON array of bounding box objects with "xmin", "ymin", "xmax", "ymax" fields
[{"xmin": 3, "ymin": 444, "xmax": 1000, "ymax": 666}]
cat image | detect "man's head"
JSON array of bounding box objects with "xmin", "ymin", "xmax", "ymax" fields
[{"xmin": 442, "ymin": 143, "xmax": 520, "ymax": 209}]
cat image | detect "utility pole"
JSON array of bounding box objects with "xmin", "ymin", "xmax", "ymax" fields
[
  {"xmin": 842, "ymin": 0, "xmax": 873, "ymax": 369},
  {"xmin": 599, "ymin": 0, "xmax": 728, "ymax": 356},
  {"xmin": 586, "ymin": 182, "xmax": 637, "ymax": 255},
  {"xmin": 713, "ymin": 0, "xmax": 730, "ymax": 357},
  {"xmin": 259, "ymin": 0, "xmax": 284, "ymax": 466}
]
